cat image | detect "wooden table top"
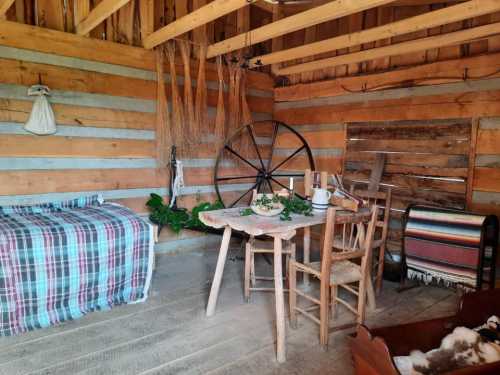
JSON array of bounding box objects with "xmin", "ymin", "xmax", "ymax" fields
[{"xmin": 199, "ymin": 207, "xmax": 371, "ymax": 237}]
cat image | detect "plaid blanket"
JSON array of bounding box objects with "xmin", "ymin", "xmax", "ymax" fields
[{"xmin": 0, "ymin": 196, "xmax": 154, "ymax": 336}]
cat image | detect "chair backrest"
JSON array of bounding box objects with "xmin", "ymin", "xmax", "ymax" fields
[
  {"xmin": 351, "ymin": 185, "xmax": 392, "ymax": 236},
  {"xmin": 320, "ymin": 206, "xmax": 379, "ymax": 277},
  {"xmin": 304, "ymin": 169, "xmax": 328, "ymax": 198}
]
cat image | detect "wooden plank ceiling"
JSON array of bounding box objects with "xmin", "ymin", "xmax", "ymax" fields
[{"xmin": 2, "ymin": 0, "xmax": 500, "ymax": 85}]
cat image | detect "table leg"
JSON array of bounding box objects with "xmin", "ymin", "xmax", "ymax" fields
[
  {"xmin": 273, "ymin": 235, "xmax": 286, "ymax": 363},
  {"xmin": 303, "ymin": 226, "xmax": 311, "ymax": 287},
  {"xmin": 206, "ymin": 225, "xmax": 232, "ymax": 317}
]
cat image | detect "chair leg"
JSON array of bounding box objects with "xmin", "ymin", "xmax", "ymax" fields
[
  {"xmin": 357, "ymin": 277, "xmax": 368, "ymax": 325},
  {"xmin": 376, "ymin": 245, "xmax": 385, "ymax": 294},
  {"xmin": 319, "ymin": 279, "xmax": 330, "ymax": 349},
  {"xmin": 244, "ymin": 242, "xmax": 251, "ymax": 302},
  {"xmin": 289, "ymin": 259, "xmax": 297, "ymax": 329},
  {"xmin": 330, "ymin": 285, "xmax": 338, "ymax": 318},
  {"xmin": 250, "ymin": 252, "xmax": 256, "ymax": 287}
]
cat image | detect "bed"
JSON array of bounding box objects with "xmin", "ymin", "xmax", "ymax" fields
[{"xmin": 0, "ymin": 195, "xmax": 155, "ymax": 336}]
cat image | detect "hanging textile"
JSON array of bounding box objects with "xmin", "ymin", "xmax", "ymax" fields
[
  {"xmin": 169, "ymin": 160, "xmax": 184, "ymax": 209},
  {"xmin": 214, "ymin": 55, "xmax": 226, "ymax": 145},
  {"xmin": 178, "ymin": 40, "xmax": 197, "ymax": 143},
  {"xmin": 24, "ymin": 85, "xmax": 57, "ymax": 135},
  {"xmin": 195, "ymin": 42, "xmax": 208, "ymax": 138},
  {"xmin": 165, "ymin": 41, "xmax": 185, "ymax": 148},
  {"xmin": 155, "ymin": 47, "xmax": 171, "ymax": 167}
]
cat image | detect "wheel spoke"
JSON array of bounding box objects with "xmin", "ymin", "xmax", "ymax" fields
[
  {"xmin": 247, "ymin": 125, "xmax": 266, "ymax": 171},
  {"xmin": 265, "ymin": 178, "xmax": 274, "ymax": 193},
  {"xmin": 228, "ymin": 181, "xmax": 259, "ymax": 208},
  {"xmin": 225, "ymin": 145, "xmax": 261, "ymax": 173},
  {"xmin": 267, "ymin": 122, "xmax": 279, "ymax": 171},
  {"xmin": 272, "ymin": 173, "xmax": 305, "ymax": 178},
  {"xmin": 269, "ymin": 145, "xmax": 306, "ymax": 174},
  {"xmin": 216, "ymin": 175, "xmax": 259, "ymax": 182}
]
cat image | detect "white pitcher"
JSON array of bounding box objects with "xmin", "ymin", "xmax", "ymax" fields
[{"xmin": 312, "ymin": 188, "xmax": 331, "ymax": 212}]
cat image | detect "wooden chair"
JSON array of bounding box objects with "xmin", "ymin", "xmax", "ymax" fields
[
  {"xmin": 350, "ymin": 184, "xmax": 392, "ymax": 294},
  {"xmin": 244, "ymin": 189, "xmax": 296, "ymax": 301},
  {"xmin": 289, "ymin": 205, "xmax": 378, "ymax": 348},
  {"xmin": 244, "ymin": 237, "xmax": 296, "ymax": 301}
]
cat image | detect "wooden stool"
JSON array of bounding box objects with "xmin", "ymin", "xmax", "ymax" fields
[{"xmin": 244, "ymin": 236, "xmax": 296, "ymax": 302}]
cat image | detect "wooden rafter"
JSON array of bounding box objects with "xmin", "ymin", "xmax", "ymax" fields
[
  {"xmin": 206, "ymin": 0, "xmax": 397, "ymax": 59},
  {"xmin": 250, "ymin": 0, "xmax": 500, "ymax": 68},
  {"xmin": 0, "ymin": 0, "xmax": 15, "ymax": 16},
  {"xmin": 143, "ymin": 0, "xmax": 255, "ymax": 50},
  {"xmin": 76, "ymin": 0, "xmax": 131, "ymax": 36},
  {"xmin": 139, "ymin": 0, "xmax": 154, "ymax": 43},
  {"xmin": 276, "ymin": 22, "xmax": 500, "ymax": 75}
]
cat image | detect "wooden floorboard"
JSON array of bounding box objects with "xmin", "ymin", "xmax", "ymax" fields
[{"xmin": 0, "ymin": 245, "xmax": 460, "ymax": 375}]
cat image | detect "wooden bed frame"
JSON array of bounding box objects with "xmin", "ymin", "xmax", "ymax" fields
[{"xmin": 350, "ymin": 289, "xmax": 500, "ymax": 375}]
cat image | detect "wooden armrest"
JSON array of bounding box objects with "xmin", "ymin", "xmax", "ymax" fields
[{"xmin": 331, "ymin": 250, "xmax": 365, "ymax": 261}]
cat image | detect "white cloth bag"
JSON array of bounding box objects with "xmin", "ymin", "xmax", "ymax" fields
[{"xmin": 24, "ymin": 85, "xmax": 57, "ymax": 135}]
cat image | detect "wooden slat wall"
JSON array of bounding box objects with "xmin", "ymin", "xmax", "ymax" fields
[
  {"xmin": 470, "ymin": 117, "xmax": 500, "ymax": 218},
  {"xmin": 0, "ymin": 22, "xmax": 274, "ymax": 252},
  {"xmin": 274, "ymin": 51, "xmax": 500, "ymax": 252},
  {"xmin": 345, "ymin": 119, "xmax": 471, "ymax": 252}
]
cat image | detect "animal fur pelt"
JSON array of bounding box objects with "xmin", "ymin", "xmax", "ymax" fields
[{"xmin": 394, "ymin": 317, "xmax": 500, "ymax": 375}]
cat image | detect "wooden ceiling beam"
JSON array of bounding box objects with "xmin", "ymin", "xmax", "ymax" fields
[
  {"xmin": 250, "ymin": 0, "xmax": 500, "ymax": 68},
  {"xmin": 0, "ymin": 0, "xmax": 15, "ymax": 17},
  {"xmin": 143, "ymin": 0, "xmax": 255, "ymax": 50},
  {"xmin": 206, "ymin": 0, "xmax": 397, "ymax": 59},
  {"xmin": 76, "ymin": 0, "xmax": 131, "ymax": 36},
  {"xmin": 276, "ymin": 22, "xmax": 500, "ymax": 75},
  {"xmin": 390, "ymin": 0, "xmax": 466, "ymax": 5}
]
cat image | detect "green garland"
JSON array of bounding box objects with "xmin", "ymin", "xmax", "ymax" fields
[
  {"xmin": 146, "ymin": 193, "xmax": 223, "ymax": 233},
  {"xmin": 241, "ymin": 194, "xmax": 313, "ymax": 221}
]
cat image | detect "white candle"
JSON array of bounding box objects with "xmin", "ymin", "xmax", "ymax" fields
[{"xmin": 289, "ymin": 177, "xmax": 294, "ymax": 191}]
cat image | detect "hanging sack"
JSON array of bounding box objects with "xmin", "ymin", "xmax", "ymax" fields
[{"xmin": 24, "ymin": 85, "xmax": 57, "ymax": 135}]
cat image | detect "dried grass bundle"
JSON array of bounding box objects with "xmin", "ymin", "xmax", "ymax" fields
[
  {"xmin": 225, "ymin": 52, "xmax": 242, "ymax": 140},
  {"xmin": 214, "ymin": 55, "xmax": 226, "ymax": 145},
  {"xmin": 178, "ymin": 40, "xmax": 197, "ymax": 143},
  {"xmin": 155, "ymin": 46, "xmax": 172, "ymax": 167},
  {"xmin": 165, "ymin": 41, "xmax": 185, "ymax": 147},
  {"xmin": 240, "ymin": 70, "xmax": 253, "ymax": 157},
  {"xmin": 195, "ymin": 42, "xmax": 208, "ymax": 138}
]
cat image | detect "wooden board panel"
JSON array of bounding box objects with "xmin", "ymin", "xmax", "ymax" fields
[
  {"xmin": 348, "ymin": 139, "xmax": 468, "ymax": 155},
  {"xmin": 346, "ymin": 151, "xmax": 468, "ymax": 168},
  {"xmin": 473, "ymin": 167, "xmax": 500, "ymax": 193},
  {"xmin": 0, "ymin": 135, "xmax": 155, "ymax": 158},
  {"xmin": 276, "ymin": 129, "xmax": 344, "ymax": 149},
  {"xmin": 0, "ymin": 98, "xmax": 156, "ymax": 129},
  {"xmin": 0, "ymin": 20, "xmax": 274, "ymax": 93},
  {"xmin": 275, "ymin": 90, "xmax": 500, "ymax": 124},
  {"xmin": 274, "ymin": 52, "xmax": 500, "ymax": 102},
  {"xmin": 476, "ymin": 129, "xmax": 500, "ymax": 155},
  {"xmin": 0, "ymin": 168, "xmax": 168, "ymax": 195}
]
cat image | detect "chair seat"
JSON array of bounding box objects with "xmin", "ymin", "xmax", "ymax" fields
[{"xmin": 307, "ymin": 260, "xmax": 362, "ymax": 285}]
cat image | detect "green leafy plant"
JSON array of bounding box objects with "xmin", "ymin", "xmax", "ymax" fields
[
  {"xmin": 241, "ymin": 193, "xmax": 313, "ymax": 221},
  {"xmin": 146, "ymin": 193, "xmax": 223, "ymax": 233}
]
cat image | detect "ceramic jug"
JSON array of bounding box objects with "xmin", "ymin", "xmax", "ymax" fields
[{"xmin": 312, "ymin": 188, "xmax": 331, "ymax": 212}]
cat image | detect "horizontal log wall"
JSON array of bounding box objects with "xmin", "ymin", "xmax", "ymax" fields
[
  {"xmin": 274, "ymin": 52, "xmax": 500, "ymax": 253},
  {"xmin": 0, "ymin": 22, "xmax": 274, "ymax": 253},
  {"xmin": 470, "ymin": 117, "xmax": 500, "ymax": 218}
]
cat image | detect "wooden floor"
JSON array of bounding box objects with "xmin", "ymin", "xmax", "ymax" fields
[{"xmin": 0, "ymin": 244, "xmax": 460, "ymax": 375}]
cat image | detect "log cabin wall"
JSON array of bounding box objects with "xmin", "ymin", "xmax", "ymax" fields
[
  {"xmin": 0, "ymin": 21, "xmax": 274, "ymax": 253},
  {"xmin": 275, "ymin": 51, "xmax": 500, "ymax": 253}
]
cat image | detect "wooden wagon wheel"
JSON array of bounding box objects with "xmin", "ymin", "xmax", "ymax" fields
[{"xmin": 214, "ymin": 120, "xmax": 315, "ymax": 208}]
